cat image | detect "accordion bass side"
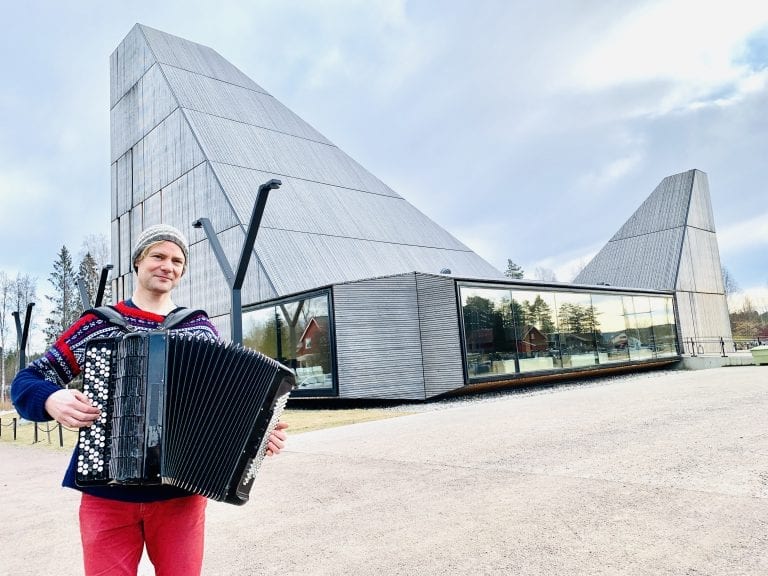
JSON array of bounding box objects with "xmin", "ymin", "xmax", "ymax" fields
[{"xmin": 75, "ymin": 331, "xmax": 295, "ymax": 505}]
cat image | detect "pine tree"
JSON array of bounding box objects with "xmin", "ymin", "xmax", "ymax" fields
[
  {"xmin": 504, "ymin": 259, "xmax": 524, "ymax": 279},
  {"xmin": 81, "ymin": 233, "xmax": 112, "ymax": 305},
  {"xmin": 45, "ymin": 246, "xmax": 83, "ymax": 345},
  {"xmin": 79, "ymin": 252, "xmax": 100, "ymax": 308}
]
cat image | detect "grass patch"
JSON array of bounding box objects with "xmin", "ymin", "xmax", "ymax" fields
[
  {"xmin": 0, "ymin": 407, "xmax": 413, "ymax": 451},
  {"xmin": 0, "ymin": 413, "xmax": 75, "ymax": 450},
  {"xmin": 281, "ymin": 408, "xmax": 410, "ymax": 433}
]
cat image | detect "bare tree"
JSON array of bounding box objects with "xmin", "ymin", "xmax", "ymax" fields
[
  {"xmin": 13, "ymin": 273, "xmax": 37, "ymax": 317},
  {"xmin": 3, "ymin": 273, "xmax": 38, "ymax": 390},
  {"xmin": 569, "ymin": 259, "xmax": 588, "ymax": 282},
  {"xmin": 0, "ymin": 272, "xmax": 11, "ymax": 404},
  {"xmin": 81, "ymin": 233, "xmax": 112, "ymax": 305},
  {"xmin": 721, "ymin": 266, "xmax": 740, "ymax": 296},
  {"xmin": 532, "ymin": 267, "xmax": 558, "ymax": 282},
  {"xmin": 730, "ymin": 296, "xmax": 761, "ymax": 339},
  {"xmin": 81, "ymin": 233, "xmax": 111, "ymax": 268}
]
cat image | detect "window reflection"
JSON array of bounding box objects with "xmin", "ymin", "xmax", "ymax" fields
[
  {"xmin": 243, "ymin": 291, "xmax": 334, "ymax": 394},
  {"xmin": 555, "ymin": 292, "xmax": 597, "ymax": 368},
  {"xmin": 463, "ymin": 288, "xmax": 516, "ymax": 377},
  {"xmin": 649, "ymin": 296, "xmax": 678, "ymax": 357},
  {"xmin": 591, "ymin": 294, "xmax": 630, "ymax": 364},
  {"xmin": 623, "ymin": 296, "xmax": 655, "ymax": 361},
  {"xmin": 460, "ymin": 284, "xmax": 678, "ymax": 382},
  {"xmin": 510, "ymin": 290, "xmax": 559, "ymax": 373}
]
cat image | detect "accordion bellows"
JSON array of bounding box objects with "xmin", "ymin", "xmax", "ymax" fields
[{"xmin": 76, "ymin": 332, "xmax": 295, "ymax": 505}]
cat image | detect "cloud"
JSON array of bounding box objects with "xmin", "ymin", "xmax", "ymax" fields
[
  {"xmin": 525, "ymin": 247, "xmax": 601, "ymax": 284},
  {"xmin": 572, "ymin": 1, "xmax": 768, "ymax": 86},
  {"xmin": 242, "ymin": 0, "xmax": 440, "ymax": 100},
  {"xmin": 568, "ymin": 1, "xmax": 768, "ymax": 115},
  {"xmin": 577, "ymin": 153, "xmax": 644, "ymax": 191},
  {"xmin": 718, "ymin": 212, "xmax": 768, "ymax": 254}
]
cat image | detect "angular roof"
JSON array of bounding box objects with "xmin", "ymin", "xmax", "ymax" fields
[
  {"xmin": 110, "ymin": 24, "xmax": 502, "ymax": 306},
  {"xmin": 573, "ymin": 169, "xmax": 724, "ymax": 294}
]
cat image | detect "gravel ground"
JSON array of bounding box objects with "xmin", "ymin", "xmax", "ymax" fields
[
  {"xmin": 2, "ymin": 365, "xmax": 767, "ymax": 576},
  {"xmin": 364, "ymin": 366, "xmax": 683, "ymax": 412}
]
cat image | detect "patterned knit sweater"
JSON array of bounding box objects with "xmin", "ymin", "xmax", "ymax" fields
[{"xmin": 11, "ymin": 299, "xmax": 219, "ymax": 502}]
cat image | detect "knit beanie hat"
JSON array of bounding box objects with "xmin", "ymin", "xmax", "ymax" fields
[{"xmin": 132, "ymin": 224, "xmax": 189, "ymax": 274}]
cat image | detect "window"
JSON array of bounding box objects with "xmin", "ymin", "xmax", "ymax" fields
[
  {"xmin": 243, "ymin": 290, "xmax": 335, "ymax": 396},
  {"xmin": 591, "ymin": 294, "xmax": 630, "ymax": 364},
  {"xmin": 459, "ymin": 283, "xmax": 678, "ymax": 382},
  {"xmin": 554, "ymin": 291, "xmax": 597, "ymax": 369}
]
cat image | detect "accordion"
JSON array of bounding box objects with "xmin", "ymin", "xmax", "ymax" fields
[{"xmin": 75, "ymin": 331, "xmax": 295, "ymax": 505}]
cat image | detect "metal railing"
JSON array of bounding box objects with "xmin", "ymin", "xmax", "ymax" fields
[
  {"xmin": 0, "ymin": 417, "xmax": 78, "ymax": 448},
  {"xmin": 683, "ymin": 336, "xmax": 763, "ymax": 357},
  {"xmin": 0, "ymin": 416, "xmax": 18, "ymax": 441}
]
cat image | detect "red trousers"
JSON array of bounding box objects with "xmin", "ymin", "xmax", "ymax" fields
[{"xmin": 79, "ymin": 493, "xmax": 207, "ymax": 576}]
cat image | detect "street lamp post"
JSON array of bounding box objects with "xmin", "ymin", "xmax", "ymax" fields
[
  {"xmin": 77, "ymin": 264, "xmax": 114, "ymax": 309},
  {"xmin": 12, "ymin": 303, "xmax": 35, "ymax": 371},
  {"xmin": 193, "ymin": 179, "xmax": 281, "ymax": 345}
]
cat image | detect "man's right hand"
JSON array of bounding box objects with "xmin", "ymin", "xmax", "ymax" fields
[{"xmin": 44, "ymin": 389, "xmax": 101, "ymax": 428}]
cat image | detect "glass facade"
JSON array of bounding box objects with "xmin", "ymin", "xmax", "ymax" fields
[
  {"xmin": 242, "ymin": 290, "xmax": 335, "ymax": 396},
  {"xmin": 460, "ymin": 283, "xmax": 678, "ymax": 382}
]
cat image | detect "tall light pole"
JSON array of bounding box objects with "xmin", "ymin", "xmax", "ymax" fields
[
  {"xmin": 193, "ymin": 179, "xmax": 281, "ymax": 345},
  {"xmin": 77, "ymin": 264, "xmax": 114, "ymax": 309},
  {"xmin": 12, "ymin": 303, "xmax": 34, "ymax": 371}
]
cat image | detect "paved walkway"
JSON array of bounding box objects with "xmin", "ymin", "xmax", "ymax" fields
[{"xmin": 1, "ymin": 366, "xmax": 766, "ymax": 575}]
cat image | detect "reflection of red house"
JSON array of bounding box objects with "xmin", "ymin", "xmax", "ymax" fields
[
  {"xmin": 514, "ymin": 325, "xmax": 548, "ymax": 354},
  {"xmin": 296, "ymin": 316, "xmax": 329, "ymax": 363},
  {"xmin": 467, "ymin": 328, "xmax": 494, "ymax": 351}
]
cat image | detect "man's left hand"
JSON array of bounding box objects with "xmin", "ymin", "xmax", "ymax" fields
[{"xmin": 266, "ymin": 421, "xmax": 288, "ymax": 456}]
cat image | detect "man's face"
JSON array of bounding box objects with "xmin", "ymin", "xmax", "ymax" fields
[{"xmin": 135, "ymin": 241, "xmax": 185, "ymax": 294}]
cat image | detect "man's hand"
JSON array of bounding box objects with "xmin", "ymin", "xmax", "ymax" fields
[
  {"xmin": 44, "ymin": 389, "xmax": 101, "ymax": 428},
  {"xmin": 266, "ymin": 421, "xmax": 289, "ymax": 456}
]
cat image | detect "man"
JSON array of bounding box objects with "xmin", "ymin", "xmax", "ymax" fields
[{"xmin": 12, "ymin": 224, "xmax": 288, "ymax": 576}]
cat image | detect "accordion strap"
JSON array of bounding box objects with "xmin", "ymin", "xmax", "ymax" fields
[
  {"xmin": 84, "ymin": 305, "xmax": 208, "ymax": 332},
  {"xmin": 160, "ymin": 308, "xmax": 208, "ymax": 330},
  {"xmin": 85, "ymin": 305, "xmax": 133, "ymax": 331}
]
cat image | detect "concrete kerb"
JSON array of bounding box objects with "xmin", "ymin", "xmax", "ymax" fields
[{"xmin": 678, "ymin": 352, "xmax": 756, "ymax": 369}]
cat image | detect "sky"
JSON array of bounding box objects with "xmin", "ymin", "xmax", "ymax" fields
[{"xmin": 1, "ymin": 0, "xmax": 767, "ymax": 339}]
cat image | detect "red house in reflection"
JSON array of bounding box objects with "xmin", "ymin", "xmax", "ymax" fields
[
  {"xmin": 296, "ymin": 316, "xmax": 329, "ymax": 365},
  {"xmin": 514, "ymin": 325, "xmax": 548, "ymax": 354}
]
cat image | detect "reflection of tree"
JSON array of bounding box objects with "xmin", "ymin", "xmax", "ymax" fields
[
  {"xmin": 512, "ymin": 295, "xmax": 556, "ymax": 334},
  {"xmin": 504, "ymin": 259, "xmax": 524, "ymax": 279},
  {"xmin": 557, "ymin": 302, "xmax": 597, "ymax": 334},
  {"xmin": 462, "ymin": 295, "xmax": 514, "ymax": 353},
  {"xmin": 463, "ymin": 296, "xmax": 494, "ymax": 332},
  {"xmin": 243, "ymin": 313, "xmax": 290, "ymax": 360},
  {"xmin": 244, "ymin": 295, "xmax": 333, "ymax": 373}
]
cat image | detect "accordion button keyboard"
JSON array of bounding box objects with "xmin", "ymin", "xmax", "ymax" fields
[{"xmin": 76, "ymin": 341, "xmax": 117, "ymax": 483}]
